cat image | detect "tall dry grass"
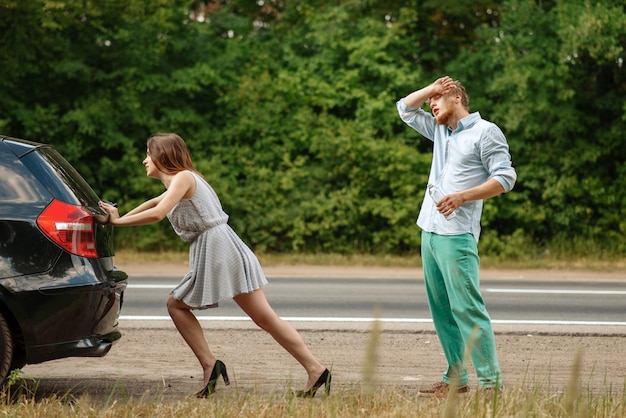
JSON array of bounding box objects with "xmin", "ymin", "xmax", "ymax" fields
[{"xmin": 3, "ymin": 385, "xmax": 625, "ymax": 418}]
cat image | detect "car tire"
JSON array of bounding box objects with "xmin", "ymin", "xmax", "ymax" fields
[{"xmin": 0, "ymin": 312, "xmax": 13, "ymax": 384}]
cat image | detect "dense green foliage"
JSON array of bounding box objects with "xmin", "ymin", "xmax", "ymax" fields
[{"xmin": 1, "ymin": 0, "xmax": 625, "ymax": 257}]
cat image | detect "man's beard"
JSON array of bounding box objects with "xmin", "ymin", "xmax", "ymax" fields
[{"xmin": 435, "ymin": 109, "xmax": 451, "ymax": 126}]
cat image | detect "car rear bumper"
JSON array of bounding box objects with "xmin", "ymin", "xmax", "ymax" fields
[
  {"xmin": 25, "ymin": 331, "xmax": 122, "ymax": 363},
  {"xmin": 0, "ymin": 254, "xmax": 128, "ymax": 365}
]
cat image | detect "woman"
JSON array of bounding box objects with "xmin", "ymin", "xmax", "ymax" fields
[{"xmin": 99, "ymin": 133, "xmax": 330, "ymax": 398}]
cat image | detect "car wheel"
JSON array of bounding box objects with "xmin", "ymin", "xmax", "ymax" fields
[{"xmin": 0, "ymin": 312, "xmax": 13, "ymax": 384}]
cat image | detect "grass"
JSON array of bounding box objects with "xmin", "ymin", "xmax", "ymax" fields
[
  {"xmin": 114, "ymin": 249, "xmax": 626, "ymax": 271},
  {"xmin": 3, "ymin": 386, "xmax": 625, "ymax": 418}
]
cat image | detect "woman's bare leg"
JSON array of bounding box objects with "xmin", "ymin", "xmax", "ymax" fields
[
  {"xmin": 233, "ymin": 289, "xmax": 326, "ymax": 390},
  {"xmin": 167, "ymin": 295, "xmax": 216, "ymax": 386}
]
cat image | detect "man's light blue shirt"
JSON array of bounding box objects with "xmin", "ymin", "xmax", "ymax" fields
[{"xmin": 396, "ymin": 99, "xmax": 517, "ymax": 242}]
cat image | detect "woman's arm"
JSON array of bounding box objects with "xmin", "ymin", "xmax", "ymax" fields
[
  {"xmin": 99, "ymin": 171, "xmax": 196, "ymax": 226},
  {"xmin": 124, "ymin": 195, "xmax": 163, "ymax": 217}
]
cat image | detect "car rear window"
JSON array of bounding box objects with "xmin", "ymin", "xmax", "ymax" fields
[
  {"xmin": 0, "ymin": 144, "xmax": 48, "ymax": 203},
  {"xmin": 22, "ymin": 147, "xmax": 102, "ymax": 209}
]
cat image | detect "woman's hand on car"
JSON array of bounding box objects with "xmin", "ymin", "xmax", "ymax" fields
[{"xmin": 98, "ymin": 201, "xmax": 120, "ymax": 223}]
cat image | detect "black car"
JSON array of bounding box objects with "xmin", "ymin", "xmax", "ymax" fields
[{"xmin": 0, "ymin": 135, "xmax": 127, "ymax": 384}]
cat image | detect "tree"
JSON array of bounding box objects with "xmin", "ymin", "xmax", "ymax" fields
[
  {"xmin": 450, "ymin": 0, "xmax": 626, "ymax": 250},
  {"xmin": 1, "ymin": 0, "xmax": 624, "ymax": 256}
]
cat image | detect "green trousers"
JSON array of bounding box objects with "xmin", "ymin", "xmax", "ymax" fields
[{"xmin": 421, "ymin": 231, "xmax": 502, "ymax": 388}]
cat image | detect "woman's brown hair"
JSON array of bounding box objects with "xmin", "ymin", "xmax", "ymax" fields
[{"xmin": 147, "ymin": 133, "xmax": 201, "ymax": 175}]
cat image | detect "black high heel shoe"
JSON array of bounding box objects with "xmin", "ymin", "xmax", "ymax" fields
[
  {"xmin": 295, "ymin": 368, "xmax": 331, "ymax": 398},
  {"xmin": 195, "ymin": 360, "xmax": 230, "ymax": 398}
]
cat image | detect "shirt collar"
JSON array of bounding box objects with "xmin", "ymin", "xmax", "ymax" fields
[{"xmin": 452, "ymin": 111, "xmax": 481, "ymax": 133}]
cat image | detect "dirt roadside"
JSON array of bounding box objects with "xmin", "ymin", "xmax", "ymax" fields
[{"xmin": 21, "ymin": 263, "xmax": 626, "ymax": 402}]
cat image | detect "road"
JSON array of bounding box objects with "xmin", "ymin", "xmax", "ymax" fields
[{"xmin": 121, "ymin": 275, "xmax": 626, "ymax": 327}]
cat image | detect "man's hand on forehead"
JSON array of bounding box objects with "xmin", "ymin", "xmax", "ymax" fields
[{"xmin": 432, "ymin": 76, "xmax": 456, "ymax": 96}]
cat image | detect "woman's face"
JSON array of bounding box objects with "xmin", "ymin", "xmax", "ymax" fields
[{"xmin": 143, "ymin": 149, "xmax": 160, "ymax": 178}]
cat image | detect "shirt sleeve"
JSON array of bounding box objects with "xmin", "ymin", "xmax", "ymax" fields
[
  {"xmin": 396, "ymin": 99, "xmax": 437, "ymax": 141},
  {"xmin": 480, "ymin": 124, "xmax": 517, "ymax": 193}
]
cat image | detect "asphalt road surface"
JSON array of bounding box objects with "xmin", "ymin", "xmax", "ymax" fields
[{"xmin": 121, "ymin": 275, "xmax": 626, "ymax": 328}]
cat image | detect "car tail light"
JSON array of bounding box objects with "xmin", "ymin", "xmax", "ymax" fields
[{"xmin": 37, "ymin": 199, "xmax": 98, "ymax": 258}]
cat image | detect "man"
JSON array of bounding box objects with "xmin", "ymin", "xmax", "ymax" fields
[{"xmin": 396, "ymin": 76, "xmax": 516, "ymax": 395}]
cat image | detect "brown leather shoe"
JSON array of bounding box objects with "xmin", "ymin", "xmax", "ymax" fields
[
  {"xmin": 418, "ymin": 381, "xmax": 470, "ymax": 397},
  {"xmin": 479, "ymin": 385, "xmax": 505, "ymax": 396}
]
